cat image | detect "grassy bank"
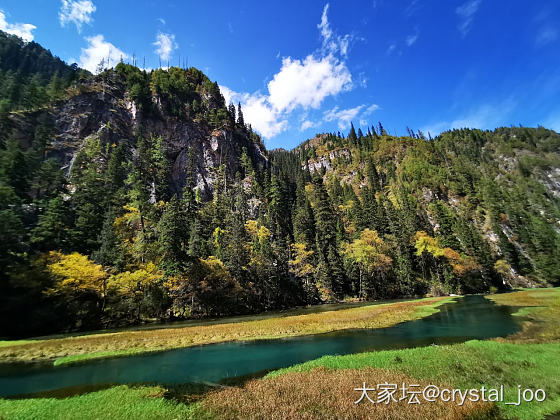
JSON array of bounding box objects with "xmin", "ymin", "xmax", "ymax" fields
[
  {"xmin": 0, "ymin": 385, "xmax": 194, "ymax": 420},
  {"xmin": 191, "ymin": 288, "xmax": 560, "ymax": 420},
  {"xmin": 488, "ymin": 288, "xmax": 560, "ymax": 342},
  {"xmin": 0, "ymin": 296, "xmax": 454, "ymax": 366}
]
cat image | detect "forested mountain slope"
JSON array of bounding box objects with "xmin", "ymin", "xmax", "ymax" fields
[
  {"xmin": 0, "ymin": 31, "xmax": 558, "ymax": 338},
  {"xmin": 282, "ymin": 126, "xmax": 560, "ymax": 298}
]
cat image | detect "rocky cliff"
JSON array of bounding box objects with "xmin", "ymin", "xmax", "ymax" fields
[{"xmin": 6, "ymin": 67, "xmax": 268, "ymax": 200}]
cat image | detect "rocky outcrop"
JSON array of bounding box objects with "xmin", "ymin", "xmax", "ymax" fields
[{"xmin": 8, "ymin": 73, "xmax": 268, "ymax": 200}]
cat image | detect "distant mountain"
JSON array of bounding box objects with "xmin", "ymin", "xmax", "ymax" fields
[
  {"xmin": 0, "ymin": 32, "xmax": 558, "ymax": 338},
  {"xmin": 288, "ymin": 126, "xmax": 560, "ymax": 291}
]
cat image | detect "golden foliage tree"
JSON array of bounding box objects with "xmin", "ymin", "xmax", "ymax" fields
[
  {"xmin": 342, "ymin": 229, "xmax": 392, "ymax": 298},
  {"xmin": 47, "ymin": 251, "xmax": 108, "ymax": 297}
]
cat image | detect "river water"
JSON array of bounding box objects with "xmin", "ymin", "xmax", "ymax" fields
[{"xmin": 0, "ymin": 295, "xmax": 519, "ymax": 398}]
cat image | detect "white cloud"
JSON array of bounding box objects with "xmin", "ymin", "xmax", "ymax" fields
[
  {"xmin": 406, "ymin": 33, "xmax": 419, "ymax": 46},
  {"xmin": 365, "ymin": 104, "xmax": 380, "ymax": 114},
  {"xmin": 218, "ymin": 4, "xmax": 361, "ymax": 139},
  {"xmin": 243, "ymin": 95, "xmax": 288, "ymax": 138},
  {"xmin": 59, "ymin": 0, "xmax": 96, "ymax": 32},
  {"xmin": 318, "ymin": 3, "xmax": 353, "ymax": 57},
  {"xmin": 153, "ymin": 32, "xmax": 178, "ymax": 62},
  {"xmin": 318, "ymin": 4, "xmax": 333, "ymax": 44},
  {"xmin": 0, "ymin": 10, "xmax": 36, "ymax": 41},
  {"xmin": 324, "ymin": 103, "xmax": 379, "ymax": 130},
  {"xmin": 386, "ymin": 43, "xmax": 396, "ymax": 55},
  {"xmin": 300, "ymin": 120, "xmax": 317, "ymax": 131},
  {"xmin": 220, "ymin": 86, "xmax": 288, "ymax": 138},
  {"xmin": 405, "ymin": 0, "xmax": 421, "ymax": 17},
  {"xmin": 324, "ymin": 105, "xmax": 364, "ymax": 130},
  {"xmin": 79, "ymin": 35, "xmax": 129, "ymax": 73},
  {"xmin": 456, "ymin": 0, "xmax": 481, "ymax": 37},
  {"xmin": 268, "ymin": 55, "xmax": 352, "ymax": 113}
]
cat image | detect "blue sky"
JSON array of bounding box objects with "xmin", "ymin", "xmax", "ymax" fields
[{"xmin": 0, "ymin": 1, "xmax": 559, "ymax": 149}]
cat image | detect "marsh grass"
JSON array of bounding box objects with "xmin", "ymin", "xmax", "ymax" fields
[
  {"xmin": 192, "ymin": 366, "xmax": 497, "ymax": 420},
  {"xmin": 0, "ymin": 296, "xmax": 454, "ymax": 365},
  {"xmin": 488, "ymin": 288, "xmax": 560, "ymax": 342},
  {"xmin": 1, "ymin": 290, "xmax": 558, "ymax": 419},
  {"xmin": 258, "ymin": 288, "xmax": 560, "ymax": 420}
]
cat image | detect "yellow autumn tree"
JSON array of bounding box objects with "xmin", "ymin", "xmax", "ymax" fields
[
  {"xmin": 107, "ymin": 262, "xmax": 163, "ymax": 321},
  {"xmin": 413, "ymin": 231, "xmax": 481, "ymax": 276},
  {"xmin": 289, "ymin": 243, "xmax": 316, "ymax": 293},
  {"xmin": 107, "ymin": 262, "xmax": 162, "ymax": 297},
  {"xmin": 47, "ymin": 251, "xmax": 108, "ymax": 297},
  {"xmin": 342, "ymin": 229, "xmax": 392, "ymax": 299}
]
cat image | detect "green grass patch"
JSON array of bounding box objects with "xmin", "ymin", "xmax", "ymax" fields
[
  {"xmin": 0, "ymin": 385, "xmax": 193, "ymax": 420},
  {"xmin": 0, "ymin": 340, "xmax": 35, "ymax": 348},
  {"xmin": 53, "ymin": 348, "xmax": 164, "ymax": 367},
  {"xmin": 489, "ymin": 288, "xmax": 560, "ymax": 342}
]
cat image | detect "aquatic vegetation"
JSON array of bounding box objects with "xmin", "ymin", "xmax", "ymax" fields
[{"xmin": 0, "ymin": 296, "xmax": 454, "ymax": 365}]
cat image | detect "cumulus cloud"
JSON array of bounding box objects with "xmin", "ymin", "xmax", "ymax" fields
[
  {"xmin": 0, "ymin": 10, "xmax": 36, "ymax": 41},
  {"xmin": 218, "ymin": 4, "xmax": 358, "ymax": 139},
  {"xmin": 59, "ymin": 0, "xmax": 96, "ymax": 32},
  {"xmin": 79, "ymin": 35, "xmax": 129, "ymax": 73},
  {"xmin": 456, "ymin": 0, "xmax": 481, "ymax": 37},
  {"xmin": 300, "ymin": 120, "xmax": 317, "ymax": 131},
  {"xmin": 153, "ymin": 32, "xmax": 178, "ymax": 62},
  {"xmin": 242, "ymin": 95, "xmax": 288, "ymax": 138},
  {"xmin": 324, "ymin": 103, "xmax": 379, "ymax": 130},
  {"xmin": 220, "ymin": 52, "xmax": 352, "ymax": 138},
  {"xmin": 268, "ymin": 55, "xmax": 352, "ymax": 113},
  {"xmin": 220, "ymin": 86, "xmax": 288, "ymax": 138}
]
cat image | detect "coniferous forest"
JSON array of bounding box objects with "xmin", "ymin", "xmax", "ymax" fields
[{"xmin": 1, "ymin": 30, "xmax": 560, "ymax": 338}]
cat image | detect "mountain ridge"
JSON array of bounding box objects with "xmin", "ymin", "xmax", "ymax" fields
[{"xmin": 1, "ymin": 31, "xmax": 559, "ymax": 338}]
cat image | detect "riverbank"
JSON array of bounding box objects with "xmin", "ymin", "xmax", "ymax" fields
[
  {"xmin": 0, "ymin": 296, "xmax": 454, "ymax": 366},
  {"xmin": 1, "ymin": 289, "xmax": 557, "ymax": 420},
  {"xmin": 191, "ymin": 288, "xmax": 560, "ymax": 420}
]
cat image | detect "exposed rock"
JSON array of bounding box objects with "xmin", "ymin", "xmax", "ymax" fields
[{"xmin": 7, "ymin": 74, "xmax": 268, "ymax": 200}]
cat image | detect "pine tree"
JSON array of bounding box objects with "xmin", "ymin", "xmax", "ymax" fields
[
  {"xmin": 157, "ymin": 195, "xmax": 189, "ymax": 275},
  {"xmin": 237, "ymin": 102, "xmax": 244, "ymax": 126},
  {"xmin": 31, "ymin": 196, "xmax": 70, "ymax": 252},
  {"xmin": 228, "ymin": 102, "xmax": 236, "ymax": 125},
  {"xmin": 348, "ymin": 123, "xmax": 358, "ymax": 144},
  {"xmin": 312, "ymin": 177, "xmax": 346, "ymax": 299}
]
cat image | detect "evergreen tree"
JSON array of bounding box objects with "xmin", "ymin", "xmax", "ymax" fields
[{"xmin": 237, "ymin": 102, "xmax": 244, "ymax": 126}]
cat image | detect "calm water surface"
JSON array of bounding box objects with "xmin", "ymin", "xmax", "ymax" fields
[{"xmin": 0, "ymin": 295, "xmax": 519, "ymax": 397}]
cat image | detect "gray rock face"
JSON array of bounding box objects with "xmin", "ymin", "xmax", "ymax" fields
[{"xmin": 8, "ymin": 75, "xmax": 268, "ymax": 200}]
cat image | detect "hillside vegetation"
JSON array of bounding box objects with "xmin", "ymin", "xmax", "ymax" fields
[{"xmin": 0, "ymin": 30, "xmax": 559, "ymax": 337}]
